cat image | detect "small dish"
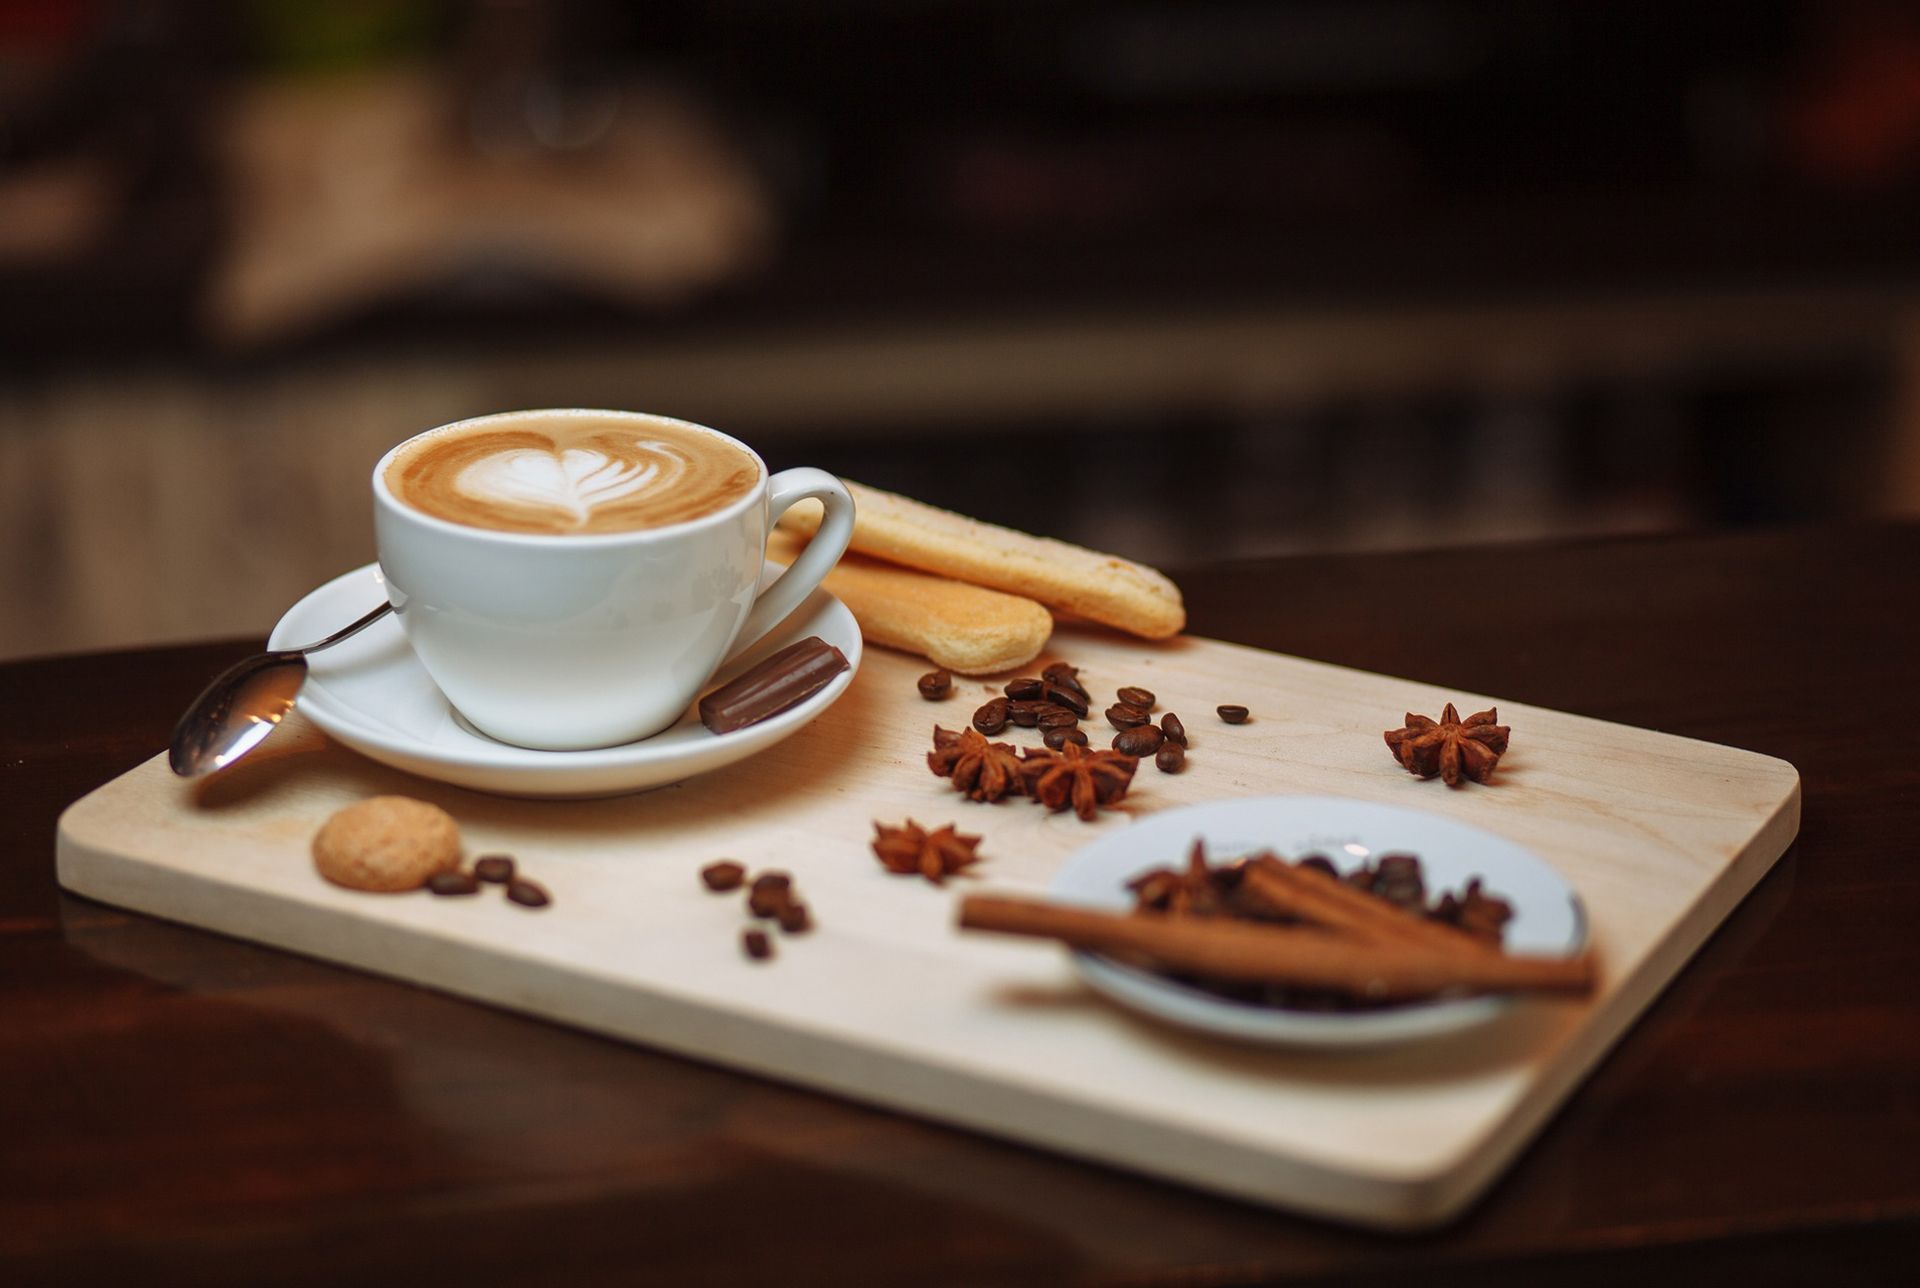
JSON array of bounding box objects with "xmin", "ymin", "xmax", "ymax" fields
[
  {"xmin": 272, "ymin": 562, "xmax": 861, "ymax": 798},
  {"xmin": 1047, "ymin": 795, "xmax": 1586, "ymax": 1047}
]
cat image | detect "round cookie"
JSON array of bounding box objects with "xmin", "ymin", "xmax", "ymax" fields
[{"xmin": 312, "ymin": 796, "xmax": 462, "ymax": 892}]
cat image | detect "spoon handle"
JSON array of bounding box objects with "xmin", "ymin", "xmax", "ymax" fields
[{"xmin": 293, "ymin": 601, "xmax": 393, "ymax": 655}]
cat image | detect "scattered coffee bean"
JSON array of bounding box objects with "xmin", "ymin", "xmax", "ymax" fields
[
  {"xmin": 1003, "ymin": 677, "xmax": 1045, "ymax": 701},
  {"xmin": 1113, "ymin": 724, "xmax": 1165, "ymax": 757},
  {"xmin": 1041, "ymin": 684, "xmax": 1089, "ymax": 717},
  {"xmin": 1117, "ymin": 686, "xmax": 1156, "ymax": 711},
  {"xmin": 743, "ymin": 928, "xmax": 773, "ymax": 961},
  {"xmin": 1041, "ymin": 661, "xmax": 1080, "ymax": 686},
  {"xmin": 1216, "ymin": 704, "xmax": 1250, "ymax": 724},
  {"xmin": 1160, "ymin": 712, "xmax": 1187, "ymax": 746},
  {"xmin": 506, "ymin": 878, "xmax": 551, "ymax": 908},
  {"xmin": 778, "ymin": 902, "xmax": 813, "ymax": 934},
  {"xmin": 1043, "ymin": 725, "xmax": 1090, "ymax": 750},
  {"xmin": 1106, "ymin": 702, "xmax": 1151, "ymax": 730},
  {"xmin": 701, "ymin": 860, "xmax": 747, "ymax": 892},
  {"xmin": 748, "ymin": 872, "xmax": 792, "ymax": 918},
  {"xmin": 1006, "ymin": 699, "xmax": 1046, "ymax": 727},
  {"xmin": 1036, "ymin": 707, "xmax": 1079, "ymax": 732},
  {"xmin": 1155, "ymin": 742, "xmax": 1186, "ymax": 773},
  {"xmin": 917, "ymin": 669, "xmax": 952, "ymax": 701},
  {"xmin": 972, "ymin": 697, "xmax": 1010, "ymax": 735},
  {"xmin": 473, "ymin": 854, "xmax": 516, "ymax": 884},
  {"xmin": 427, "ymin": 870, "xmax": 480, "ymax": 896}
]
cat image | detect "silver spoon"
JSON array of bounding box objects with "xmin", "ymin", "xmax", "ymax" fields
[{"xmin": 169, "ymin": 602, "xmax": 393, "ymax": 777}]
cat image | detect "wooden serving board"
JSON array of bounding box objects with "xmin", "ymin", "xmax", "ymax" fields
[{"xmin": 56, "ymin": 628, "xmax": 1799, "ymax": 1229}]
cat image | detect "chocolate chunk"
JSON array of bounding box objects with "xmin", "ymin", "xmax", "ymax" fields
[
  {"xmin": 473, "ymin": 855, "xmax": 516, "ymax": 884},
  {"xmin": 506, "ymin": 878, "xmax": 550, "ymax": 908},
  {"xmin": 701, "ymin": 860, "xmax": 747, "ymax": 892},
  {"xmin": 1216, "ymin": 704, "xmax": 1250, "ymax": 724},
  {"xmin": 698, "ymin": 636, "xmax": 850, "ymax": 735},
  {"xmin": 743, "ymin": 928, "xmax": 773, "ymax": 960},
  {"xmin": 427, "ymin": 870, "xmax": 480, "ymax": 896}
]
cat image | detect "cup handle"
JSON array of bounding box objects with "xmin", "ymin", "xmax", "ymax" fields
[{"xmin": 726, "ymin": 467, "xmax": 855, "ymax": 660}]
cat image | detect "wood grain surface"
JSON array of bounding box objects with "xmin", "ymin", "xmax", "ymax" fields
[{"xmin": 3, "ymin": 524, "xmax": 1916, "ymax": 1285}]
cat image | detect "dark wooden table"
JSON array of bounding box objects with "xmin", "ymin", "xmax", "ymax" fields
[{"xmin": 4, "ymin": 524, "xmax": 1915, "ymax": 1286}]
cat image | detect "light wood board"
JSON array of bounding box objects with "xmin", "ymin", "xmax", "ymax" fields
[{"xmin": 56, "ymin": 628, "xmax": 1800, "ymax": 1229}]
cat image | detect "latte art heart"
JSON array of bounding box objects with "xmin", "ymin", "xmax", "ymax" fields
[
  {"xmin": 458, "ymin": 448, "xmax": 664, "ymax": 522},
  {"xmin": 384, "ymin": 415, "xmax": 760, "ymax": 535}
]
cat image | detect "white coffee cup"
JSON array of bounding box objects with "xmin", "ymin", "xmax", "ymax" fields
[{"xmin": 372, "ymin": 409, "xmax": 854, "ymax": 750}]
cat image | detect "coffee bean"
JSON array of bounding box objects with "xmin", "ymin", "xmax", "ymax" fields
[
  {"xmin": 1216, "ymin": 704, "xmax": 1250, "ymax": 724},
  {"xmin": 1299, "ymin": 854, "xmax": 1339, "ymax": 878},
  {"xmin": 1117, "ymin": 686, "xmax": 1156, "ymax": 711},
  {"xmin": 1003, "ymin": 677, "xmax": 1045, "ymax": 701},
  {"xmin": 506, "ymin": 878, "xmax": 551, "ymax": 908},
  {"xmin": 1106, "ymin": 702, "xmax": 1150, "ymax": 730},
  {"xmin": 972, "ymin": 697, "xmax": 1010, "ymax": 734},
  {"xmin": 1043, "ymin": 725, "xmax": 1089, "ymax": 750},
  {"xmin": 778, "ymin": 902, "xmax": 812, "ymax": 934},
  {"xmin": 917, "ymin": 669, "xmax": 952, "ymax": 700},
  {"xmin": 743, "ymin": 928, "xmax": 773, "ymax": 960},
  {"xmin": 1160, "ymin": 712, "xmax": 1187, "ymax": 746},
  {"xmin": 701, "ymin": 860, "xmax": 746, "ymax": 892},
  {"xmin": 1041, "ymin": 661, "xmax": 1079, "ymax": 686},
  {"xmin": 1155, "ymin": 742, "xmax": 1186, "ymax": 773},
  {"xmin": 748, "ymin": 872, "xmax": 791, "ymax": 918},
  {"xmin": 1113, "ymin": 725, "xmax": 1164, "ymax": 757},
  {"xmin": 473, "ymin": 854, "xmax": 516, "ymax": 884},
  {"xmin": 1042, "ymin": 684, "xmax": 1089, "ymax": 717},
  {"xmin": 427, "ymin": 870, "xmax": 480, "ymax": 896},
  {"xmin": 1036, "ymin": 706, "xmax": 1079, "ymax": 730},
  {"xmin": 1006, "ymin": 699, "xmax": 1045, "ymax": 727}
]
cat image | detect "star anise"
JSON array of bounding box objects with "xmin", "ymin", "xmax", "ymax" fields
[
  {"xmin": 870, "ymin": 819, "xmax": 983, "ymax": 884},
  {"xmin": 1384, "ymin": 702, "xmax": 1511, "ymax": 786},
  {"xmin": 1018, "ymin": 742, "xmax": 1137, "ymax": 821},
  {"xmin": 928, "ymin": 726, "xmax": 1026, "ymax": 802}
]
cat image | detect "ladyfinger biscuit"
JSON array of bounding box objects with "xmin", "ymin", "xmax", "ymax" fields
[
  {"xmin": 781, "ymin": 481, "xmax": 1185, "ymax": 639},
  {"xmin": 769, "ymin": 530, "xmax": 1051, "ymax": 674}
]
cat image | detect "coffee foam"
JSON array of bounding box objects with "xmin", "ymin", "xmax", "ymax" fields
[{"xmin": 385, "ymin": 415, "xmax": 759, "ymax": 535}]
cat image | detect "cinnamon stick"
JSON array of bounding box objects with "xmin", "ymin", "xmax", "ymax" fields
[
  {"xmin": 1238, "ymin": 856, "xmax": 1499, "ymax": 956},
  {"xmin": 957, "ymin": 895, "xmax": 1594, "ymax": 1001}
]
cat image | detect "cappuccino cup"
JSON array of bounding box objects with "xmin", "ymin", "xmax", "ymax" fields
[{"xmin": 373, "ymin": 408, "xmax": 854, "ymax": 750}]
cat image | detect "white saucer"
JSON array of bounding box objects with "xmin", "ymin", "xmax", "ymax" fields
[
  {"xmin": 271, "ymin": 563, "xmax": 862, "ymax": 798},
  {"xmin": 1048, "ymin": 796, "xmax": 1587, "ymax": 1048}
]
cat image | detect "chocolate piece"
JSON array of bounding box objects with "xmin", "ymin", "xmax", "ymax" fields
[
  {"xmin": 473, "ymin": 855, "xmax": 516, "ymax": 884},
  {"xmin": 506, "ymin": 878, "xmax": 550, "ymax": 908},
  {"xmin": 743, "ymin": 928, "xmax": 773, "ymax": 960},
  {"xmin": 698, "ymin": 636, "xmax": 849, "ymax": 735},
  {"xmin": 427, "ymin": 870, "xmax": 480, "ymax": 896},
  {"xmin": 701, "ymin": 860, "xmax": 747, "ymax": 892}
]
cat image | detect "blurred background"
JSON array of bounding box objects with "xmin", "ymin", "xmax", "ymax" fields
[{"xmin": 4, "ymin": 0, "xmax": 1920, "ymax": 660}]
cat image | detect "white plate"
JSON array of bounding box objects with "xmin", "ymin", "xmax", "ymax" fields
[
  {"xmin": 1048, "ymin": 796, "xmax": 1587, "ymax": 1048},
  {"xmin": 271, "ymin": 562, "xmax": 862, "ymax": 798}
]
